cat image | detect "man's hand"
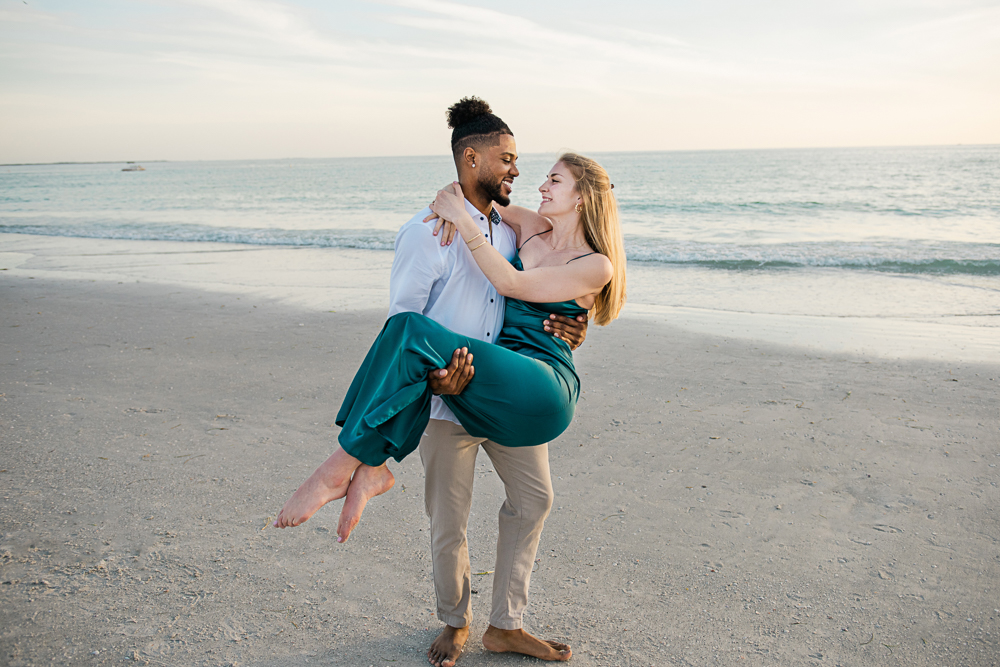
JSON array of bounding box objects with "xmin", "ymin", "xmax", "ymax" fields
[
  {"xmin": 428, "ymin": 347, "xmax": 475, "ymax": 395},
  {"xmin": 545, "ymin": 313, "xmax": 589, "ymax": 351}
]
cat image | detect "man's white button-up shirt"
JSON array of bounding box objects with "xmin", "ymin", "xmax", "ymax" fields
[{"xmin": 387, "ymin": 198, "xmax": 518, "ymax": 424}]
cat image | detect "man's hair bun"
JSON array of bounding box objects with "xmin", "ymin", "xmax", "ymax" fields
[
  {"xmin": 447, "ymin": 97, "xmax": 494, "ymax": 129},
  {"xmin": 446, "ymin": 96, "xmax": 512, "ymax": 156}
]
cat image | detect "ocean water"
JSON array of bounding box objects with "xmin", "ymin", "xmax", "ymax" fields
[{"xmin": 2, "ymin": 145, "xmax": 999, "ymax": 335}]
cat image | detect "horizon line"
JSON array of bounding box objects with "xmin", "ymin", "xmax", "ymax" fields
[{"xmin": 3, "ymin": 142, "xmax": 997, "ymax": 167}]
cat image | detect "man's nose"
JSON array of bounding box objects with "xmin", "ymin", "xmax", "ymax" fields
[{"xmin": 510, "ymin": 164, "xmax": 519, "ymax": 177}]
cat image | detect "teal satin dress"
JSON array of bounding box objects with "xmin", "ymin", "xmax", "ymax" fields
[{"xmin": 335, "ymin": 253, "xmax": 588, "ymax": 467}]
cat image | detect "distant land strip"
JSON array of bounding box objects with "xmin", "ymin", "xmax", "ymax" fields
[{"xmin": 1, "ymin": 160, "xmax": 168, "ymax": 167}]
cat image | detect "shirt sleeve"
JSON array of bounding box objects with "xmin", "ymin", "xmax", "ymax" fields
[{"xmin": 387, "ymin": 221, "xmax": 448, "ymax": 318}]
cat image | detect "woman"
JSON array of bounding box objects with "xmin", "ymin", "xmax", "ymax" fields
[{"xmin": 274, "ymin": 153, "xmax": 626, "ymax": 540}]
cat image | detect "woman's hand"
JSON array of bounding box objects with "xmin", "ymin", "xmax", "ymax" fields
[
  {"xmin": 428, "ymin": 183, "xmax": 478, "ymax": 243},
  {"xmin": 423, "ymin": 214, "xmax": 458, "ymax": 246},
  {"xmin": 423, "ymin": 183, "xmax": 460, "ymax": 246}
]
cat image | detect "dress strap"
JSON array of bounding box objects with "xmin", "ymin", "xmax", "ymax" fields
[
  {"xmin": 517, "ymin": 228, "xmax": 552, "ymax": 250},
  {"xmin": 566, "ymin": 252, "xmax": 597, "ymax": 264}
]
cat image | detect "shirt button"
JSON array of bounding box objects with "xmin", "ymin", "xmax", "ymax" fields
[
  {"xmin": 487, "ymin": 332, "xmax": 490, "ymax": 337},
  {"xmin": 490, "ymin": 298, "xmax": 494, "ymax": 303}
]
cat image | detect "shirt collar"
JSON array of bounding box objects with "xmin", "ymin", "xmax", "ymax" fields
[{"xmin": 464, "ymin": 198, "xmax": 500, "ymax": 228}]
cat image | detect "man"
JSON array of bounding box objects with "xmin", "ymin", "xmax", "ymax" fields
[{"xmin": 345, "ymin": 97, "xmax": 585, "ymax": 666}]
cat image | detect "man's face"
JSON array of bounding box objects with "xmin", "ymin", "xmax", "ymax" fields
[{"xmin": 477, "ymin": 135, "xmax": 519, "ymax": 207}]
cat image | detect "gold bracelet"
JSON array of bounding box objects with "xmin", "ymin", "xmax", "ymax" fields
[
  {"xmin": 469, "ymin": 240, "xmax": 488, "ymax": 252},
  {"xmin": 464, "ymin": 232, "xmax": 482, "ymax": 246}
]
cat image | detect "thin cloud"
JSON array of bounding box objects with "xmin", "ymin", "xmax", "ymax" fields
[
  {"xmin": 2, "ymin": 0, "xmax": 997, "ymax": 161},
  {"xmin": 377, "ymin": 0, "xmax": 878, "ymax": 91},
  {"xmin": 384, "ymin": 0, "xmax": 718, "ymax": 73},
  {"xmin": 175, "ymin": 0, "xmax": 355, "ymax": 60}
]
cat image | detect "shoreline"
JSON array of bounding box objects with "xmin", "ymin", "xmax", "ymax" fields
[
  {"xmin": 1, "ymin": 271, "xmax": 997, "ymax": 665},
  {"xmin": 2, "ymin": 232, "xmax": 997, "ymax": 364}
]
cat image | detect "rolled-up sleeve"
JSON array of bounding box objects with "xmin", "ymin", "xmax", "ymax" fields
[{"xmin": 388, "ymin": 221, "xmax": 447, "ymax": 318}]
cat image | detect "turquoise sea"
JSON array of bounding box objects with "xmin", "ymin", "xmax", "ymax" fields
[{"xmin": 2, "ymin": 145, "xmax": 999, "ymax": 336}]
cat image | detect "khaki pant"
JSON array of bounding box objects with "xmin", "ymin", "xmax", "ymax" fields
[{"xmin": 419, "ymin": 419, "xmax": 553, "ymax": 630}]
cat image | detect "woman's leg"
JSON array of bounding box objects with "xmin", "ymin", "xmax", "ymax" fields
[
  {"xmin": 336, "ymin": 312, "xmax": 476, "ymax": 465},
  {"xmin": 273, "ymin": 446, "xmax": 363, "ymax": 528},
  {"xmin": 336, "ymin": 462, "xmax": 396, "ymax": 542},
  {"xmin": 276, "ymin": 313, "xmax": 469, "ymax": 533},
  {"xmin": 281, "ymin": 311, "xmax": 570, "ymax": 535},
  {"xmin": 337, "ymin": 311, "xmax": 572, "ymax": 462}
]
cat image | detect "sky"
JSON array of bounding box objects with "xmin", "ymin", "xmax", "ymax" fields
[{"xmin": 1, "ymin": 0, "xmax": 998, "ymax": 163}]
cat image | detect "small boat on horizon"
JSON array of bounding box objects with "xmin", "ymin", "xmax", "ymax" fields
[{"xmin": 122, "ymin": 163, "xmax": 145, "ymax": 171}]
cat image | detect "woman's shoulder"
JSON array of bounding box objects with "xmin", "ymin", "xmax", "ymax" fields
[
  {"xmin": 516, "ymin": 217, "xmax": 554, "ymax": 247},
  {"xmin": 497, "ymin": 205, "xmax": 548, "ymax": 236},
  {"xmin": 567, "ymin": 250, "xmax": 613, "ymax": 280}
]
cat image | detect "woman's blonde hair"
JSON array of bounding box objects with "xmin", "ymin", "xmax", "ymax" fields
[{"xmin": 559, "ymin": 152, "xmax": 627, "ymax": 325}]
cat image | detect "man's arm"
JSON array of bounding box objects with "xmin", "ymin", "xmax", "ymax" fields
[
  {"xmin": 388, "ymin": 220, "xmax": 446, "ymax": 317},
  {"xmin": 545, "ymin": 313, "xmax": 589, "ymax": 351},
  {"xmin": 389, "ymin": 221, "xmax": 476, "ymax": 394}
]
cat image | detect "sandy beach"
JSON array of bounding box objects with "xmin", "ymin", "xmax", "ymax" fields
[{"xmin": 2, "ymin": 239, "xmax": 999, "ymax": 666}]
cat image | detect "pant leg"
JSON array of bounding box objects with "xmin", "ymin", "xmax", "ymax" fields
[
  {"xmin": 419, "ymin": 418, "xmax": 486, "ymax": 629},
  {"xmin": 481, "ymin": 441, "xmax": 554, "ymax": 630}
]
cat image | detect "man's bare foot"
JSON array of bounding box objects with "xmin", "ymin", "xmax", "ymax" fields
[
  {"xmin": 482, "ymin": 625, "xmax": 571, "ymax": 662},
  {"xmin": 427, "ymin": 625, "xmax": 468, "ymax": 667},
  {"xmin": 336, "ymin": 463, "xmax": 395, "ymax": 542},
  {"xmin": 273, "ymin": 447, "xmax": 361, "ymax": 528}
]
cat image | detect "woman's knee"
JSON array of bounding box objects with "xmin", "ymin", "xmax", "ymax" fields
[{"xmin": 387, "ymin": 310, "xmax": 423, "ymax": 330}]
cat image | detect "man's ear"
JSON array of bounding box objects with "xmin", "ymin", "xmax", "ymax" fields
[{"xmin": 463, "ymin": 146, "xmax": 478, "ymax": 169}]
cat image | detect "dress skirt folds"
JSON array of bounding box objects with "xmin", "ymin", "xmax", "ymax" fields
[{"xmin": 335, "ymin": 289, "xmax": 588, "ymax": 467}]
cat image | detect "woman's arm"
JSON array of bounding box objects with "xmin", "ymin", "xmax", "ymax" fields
[
  {"xmin": 492, "ymin": 203, "xmax": 548, "ymax": 239},
  {"xmin": 430, "ymin": 183, "xmax": 612, "ymax": 304},
  {"xmin": 423, "ymin": 186, "xmax": 548, "ymax": 245}
]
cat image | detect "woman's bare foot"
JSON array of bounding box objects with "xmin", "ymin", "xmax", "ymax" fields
[
  {"xmin": 273, "ymin": 447, "xmax": 361, "ymax": 528},
  {"xmin": 336, "ymin": 463, "xmax": 395, "ymax": 542},
  {"xmin": 482, "ymin": 626, "xmax": 571, "ymax": 662},
  {"xmin": 427, "ymin": 624, "xmax": 468, "ymax": 667}
]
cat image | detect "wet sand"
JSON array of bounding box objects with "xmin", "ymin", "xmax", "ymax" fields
[{"xmin": 1, "ymin": 245, "xmax": 999, "ymax": 666}]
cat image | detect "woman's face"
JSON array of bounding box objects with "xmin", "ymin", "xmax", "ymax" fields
[{"xmin": 537, "ymin": 162, "xmax": 580, "ymax": 216}]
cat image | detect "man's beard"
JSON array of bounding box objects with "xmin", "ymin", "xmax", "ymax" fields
[{"xmin": 479, "ymin": 169, "xmax": 510, "ymax": 207}]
